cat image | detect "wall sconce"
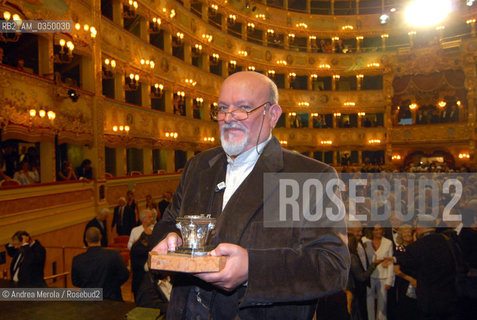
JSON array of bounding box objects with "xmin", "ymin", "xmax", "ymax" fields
[
  {"xmin": 203, "ymin": 137, "xmax": 215, "ymax": 143},
  {"xmin": 248, "ymin": 66, "xmax": 256, "ymax": 71},
  {"xmin": 238, "ymin": 50, "xmax": 248, "ymax": 57},
  {"xmin": 267, "ymin": 70, "xmax": 276, "ymax": 77},
  {"xmin": 319, "ymin": 64, "xmax": 331, "ymax": 69},
  {"xmin": 368, "ymin": 139, "xmax": 381, "ymax": 144},
  {"xmin": 126, "ymin": 73, "xmax": 140, "ymax": 91},
  {"xmin": 321, "ymin": 140, "xmax": 333, "ymax": 145},
  {"xmin": 342, "ymin": 25, "xmax": 353, "ymax": 30},
  {"xmin": 333, "ymin": 113, "xmax": 341, "ymax": 117},
  {"xmin": 267, "ymin": 29, "xmax": 275, "ymax": 35},
  {"xmin": 102, "ymin": 58, "xmax": 116, "ymax": 79},
  {"xmin": 332, "ymin": 75, "xmax": 340, "ymax": 80},
  {"xmin": 289, "ymin": 72, "xmax": 296, "ymax": 81},
  {"xmin": 358, "ymin": 112, "xmax": 366, "ymax": 117},
  {"xmin": 298, "ymin": 102, "xmax": 309, "ymax": 107},
  {"xmin": 296, "ymin": 23, "xmax": 308, "ymax": 28},
  {"xmin": 367, "ymin": 63, "xmax": 380, "ymax": 68},
  {"xmin": 175, "ymin": 91, "xmax": 185, "ymax": 101},
  {"xmin": 152, "ymin": 83, "xmax": 164, "ymax": 98},
  {"xmin": 54, "ymin": 39, "xmax": 74, "ymax": 63},
  {"xmin": 255, "ymin": 14, "xmax": 266, "ymax": 20},
  {"xmin": 310, "ymin": 74, "xmax": 318, "ymax": 80},
  {"xmin": 279, "ymin": 140, "xmax": 288, "ymax": 145},
  {"xmin": 210, "ymin": 53, "xmax": 220, "ymax": 65},
  {"xmin": 356, "ymin": 74, "xmax": 364, "ymax": 80},
  {"xmin": 123, "ymin": 0, "xmax": 138, "ymax": 18},
  {"xmin": 165, "ymin": 132, "xmax": 178, "ymax": 139},
  {"xmin": 457, "ymin": 100, "xmax": 462, "ymax": 107},
  {"xmin": 458, "ymin": 153, "xmax": 470, "ymax": 159},
  {"xmin": 149, "ymin": 17, "xmax": 161, "ymax": 33},
  {"xmin": 288, "ymin": 112, "xmax": 296, "ymax": 116},
  {"xmin": 247, "ymin": 23, "xmax": 255, "ymax": 31},
  {"xmin": 202, "ymin": 33, "xmax": 213, "ymax": 43},
  {"xmin": 228, "ymin": 14, "xmax": 236, "ymax": 24},
  {"xmin": 1, "ymin": 11, "xmax": 22, "ymax": 42},
  {"xmin": 344, "ymin": 102, "xmax": 355, "ymax": 107},
  {"xmin": 392, "ymin": 154, "xmax": 402, "ymax": 160},
  {"xmin": 311, "ymin": 113, "xmax": 319, "ymax": 117},
  {"xmin": 309, "ymin": 35, "xmax": 316, "ymax": 40},
  {"xmin": 113, "ymin": 125, "xmax": 130, "ymax": 133},
  {"xmin": 29, "ymin": 108, "xmax": 56, "ymax": 121},
  {"xmin": 195, "ymin": 97, "xmax": 204, "ymax": 107},
  {"xmin": 438, "ymin": 100, "xmax": 447, "ymax": 108},
  {"xmin": 331, "ymin": 36, "xmax": 340, "ymax": 41},
  {"xmin": 192, "ymin": 44, "xmax": 202, "ymax": 57},
  {"xmin": 174, "ymin": 32, "xmax": 184, "ymax": 46},
  {"xmin": 209, "ymin": 4, "xmax": 218, "ymax": 16},
  {"xmin": 276, "ymin": 60, "xmax": 287, "ymax": 65},
  {"xmin": 169, "ymin": 9, "xmax": 176, "ymax": 19},
  {"xmin": 409, "ymin": 103, "xmax": 418, "ymax": 110},
  {"xmin": 185, "ymin": 78, "xmax": 197, "ymax": 86},
  {"xmin": 381, "ymin": 34, "xmax": 389, "ymax": 39},
  {"xmin": 356, "ymin": 36, "xmax": 364, "ymax": 40},
  {"xmin": 228, "ymin": 60, "xmax": 237, "ymax": 72},
  {"xmin": 288, "ymin": 33, "xmax": 295, "ymax": 42},
  {"xmin": 140, "ymin": 59, "xmax": 155, "ymax": 69}
]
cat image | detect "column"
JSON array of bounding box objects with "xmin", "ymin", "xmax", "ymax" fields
[
  {"xmin": 201, "ymin": 2, "xmax": 208, "ymax": 22},
  {"xmin": 143, "ymin": 147, "xmax": 153, "ymax": 174},
  {"xmin": 141, "ymin": 83, "xmax": 150, "ymax": 108},
  {"xmin": 113, "ymin": 0, "xmax": 123, "ymax": 26},
  {"xmin": 358, "ymin": 150, "xmax": 362, "ymax": 165},
  {"xmin": 38, "ymin": 36, "xmax": 52, "ymax": 77},
  {"xmin": 241, "ymin": 23, "xmax": 247, "ymax": 41},
  {"xmin": 40, "ymin": 141, "xmax": 55, "ymax": 182},
  {"xmin": 80, "ymin": 56, "xmax": 95, "ymax": 92},
  {"xmin": 164, "ymin": 90, "xmax": 173, "ymax": 113},
  {"xmin": 115, "ymin": 147, "xmax": 126, "ymax": 176},
  {"xmin": 163, "ymin": 30, "xmax": 172, "ymax": 55},
  {"xmin": 184, "ymin": 42, "xmax": 192, "ymax": 65},
  {"xmin": 161, "ymin": 149, "xmax": 175, "ymax": 173},
  {"xmin": 333, "ymin": 151, "xmax": 338, "ymax": 166},
  {"xmin": 186, "ymin": 151, "xmax": 195, "ymax": 161},
  {"xmin": 356, "ymin": 37, "xmax": 362, "ymax": 52},
  {"xmin": 114, "ymin": 73, "xmax": 125, "ymax": 102},
  {"xmin": 185, "ymin": 96, "xmax": 193, "ymax": 118},
  {"xmin": 139, "ymin": 17, "xmax": 148, "ymax": 42}
]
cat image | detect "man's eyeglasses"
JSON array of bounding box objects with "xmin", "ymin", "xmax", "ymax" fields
[{"xmin": 210, "ymin": 102, "xmax": 270, "ymax": 121}]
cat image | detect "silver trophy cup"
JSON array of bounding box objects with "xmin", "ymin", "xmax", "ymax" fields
[{"xmin": 174, "ymin": 214, "xmax": 216, "ymax": 256}]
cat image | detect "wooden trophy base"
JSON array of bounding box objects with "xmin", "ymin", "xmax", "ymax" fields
[{"xmin": 148, "ymin": 251, "xmax": 226, "ymax": 273}]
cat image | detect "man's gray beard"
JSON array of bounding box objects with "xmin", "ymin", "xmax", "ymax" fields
[{"xmin": 220, "ymin": 123, "xmax": 248, "ymax": 156}]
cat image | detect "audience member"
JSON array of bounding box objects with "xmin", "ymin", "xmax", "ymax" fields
[
  {"xmin": 112, "ymin": 197, "xmax": 136, "ymax": 236},
  {"xmin": 393, "ymin": 225, "xmax": 419, "ymax": 320},
  {"xmin": 83, "ymin": 208, "xmax": 109, "ymax": 247},
  {"xmin": 145, "ymin": 194, "xmax": 158, "ymax": 218},
  {"xmin": 5, "ymin": 230, "xmax": 46, "ymax": 287},
  {"xmin": 157, "ymin": 192, "xmax": 172, "ymax": 221},
  {"xmin": 128, "ymin": 209, "xmax": 155, "ymax": 250},
  {"xmin": 129, "ymin": 210, "xmax": 155, "ymax": 301},
  {"xmin": 392, "ymin": 215, "xmax": 457, "ymax": 320},
  {"xmin": 126, "ymin": 190, "xmax": 139, "ymax": 223},
  {"xmin": 13, "ymin": 160, "xmax": 40, "ymax": 184},
  {"xmin": 57, "ymin": 160, "xmax": 78, "ymax": 181},
  {"xmin": 76, "ymin": 159, "xmax": 93, "ymax": 180},
  {"xmin": 364, "ymin": 223, "xmax": 394, "ymax": 320},
  {"xmin": 346, "ymin": 232, "xmax": 382, "ymax": 320},
  {"xmin": 2, "ymin": 143, "xmax": 19, "ymax": 178},
  {"xmin": 72, "ymin": 227, "xmax": 129, "ymax": 301}
]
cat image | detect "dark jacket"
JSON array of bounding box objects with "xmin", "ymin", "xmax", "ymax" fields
[
  {"xmin": 6, "ymin": 240, "xmax": 46, "ymax": 287},
  {"xmin": 396, "ymin": 232, "xmax": 456, "ymax": 315},
  {"xmin": 83, "ymin": 217, "xmax": 108, "ymax": 247},
  {"xmin": 150, "ymin": 137, "xmax": 350, "ymax": 320},
  {"xmin": 112, "ymin": 205, "xmax": 136, "ymax": 236},
  {"xmin": 72, "ymin": 246, "xmax": 129, "ymax": 301}
]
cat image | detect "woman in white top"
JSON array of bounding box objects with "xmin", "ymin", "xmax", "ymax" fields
[
  {"xmin": 13, "ymin": 161, "xmax": 40, "ymax": 185},
  {"xmin": 363, "ymin": 223, "xmax": 394, "ymax": 320}
]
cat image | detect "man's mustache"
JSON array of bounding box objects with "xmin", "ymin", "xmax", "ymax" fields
[{"xmin": 221, "ymin": 123, "xmax": 246, "ymax": 132}]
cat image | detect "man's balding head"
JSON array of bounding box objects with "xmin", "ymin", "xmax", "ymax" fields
[
  {"xmin": 218, "ymin": 71, "xmax": 282, "ymax": 157},
  {"xmin": 85, "ymin": 227, "xmax": 101, "ymax": 246}
]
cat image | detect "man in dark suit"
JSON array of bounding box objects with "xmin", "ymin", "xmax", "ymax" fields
[
  {"xmin": 150, "ymin": 71, "xmax": 349, "ymax": 319},
  {"xmin": 112, "ymin": 197, "xmax": 136, "ymax": 236},
  {"xmin": 5, "ymin": 230, "xmax": 46, "ymax": 287},
  {"xmin": 392, "ymin": 215, "xmax": 457, "ymax": 320},
  {"xmin": 72, "ymin": 227, "xmax": 129, "ymax": 301},
  {"xmin": 83, "ymin": 208, "xmax": 109, "ymax": 247}
]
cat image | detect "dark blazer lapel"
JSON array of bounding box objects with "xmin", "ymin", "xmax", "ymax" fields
[
  {"xmin": 197, "ymin": 152, "xmax": 227, "ymax": 219},
  {"xmin": 215, "ymin": 137, "xmax": 284, "ymax": 244}
]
